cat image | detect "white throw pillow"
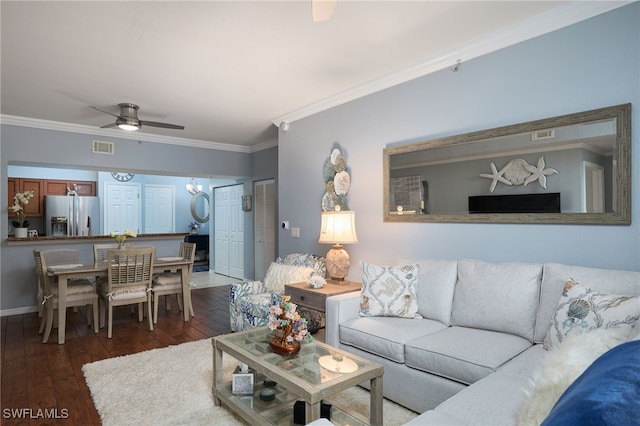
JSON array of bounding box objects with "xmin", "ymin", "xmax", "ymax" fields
[
  {"xmin": 518, "ymin": 329, "xmax": 627, "ymax": 426},
  {"xmin": 359, "ymin": 261, "xmax": 420, "ymax": 319},
  {"xmin": 543, "ymin": 279, "xmax": 640, "ymax": 350},
  {"xmin": 264, "ymin": 262, "xmax": 313, "ymax": 292}
]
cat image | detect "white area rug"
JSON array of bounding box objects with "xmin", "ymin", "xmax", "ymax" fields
[{"xmin": 82, "ymin": 339, "xmax": 417, "ymax": 425}]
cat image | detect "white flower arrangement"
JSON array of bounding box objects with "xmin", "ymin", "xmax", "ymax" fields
[
  {"xmin": 9, "ymin": 190, "xmax": 35, "ymax": 228},
  {"xmin": 110, "ymin": 230, "xmax": 137, "ymax": 248}
]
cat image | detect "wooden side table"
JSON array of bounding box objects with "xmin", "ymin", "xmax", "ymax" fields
[{"xmin": 285, "ymin": 281, "xmax": 361, "ymax": 332}]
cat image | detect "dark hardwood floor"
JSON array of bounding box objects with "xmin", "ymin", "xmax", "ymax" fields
[{"xmin": 1, "ymin": 285, "xmax": 232, "ymax": 425}]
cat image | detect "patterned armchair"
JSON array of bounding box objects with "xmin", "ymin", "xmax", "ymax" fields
[{"xmin": 229, "ymin": 253, "xmax": 327, "ymax": 332}]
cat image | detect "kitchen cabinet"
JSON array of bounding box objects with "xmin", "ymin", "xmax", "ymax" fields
[
  {"xmin": 44, "ymin": 179, "xmax": 96, "ymax": 196},
  {"xmin": 8, "ymin": 178, "xmax": 44, "ymax": 217},
  {"xmin": 8, "ymin": 178, "xmax": 96, "ymax": 220}
]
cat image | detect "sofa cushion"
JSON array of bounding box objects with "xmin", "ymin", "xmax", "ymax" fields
[
  {"xmin": 405, "ymin": 326, "xmax": 532, "ymax": 385},
  {"xmin": 398, "ymin": 258, "xmax": 458, "ymax": 325},
  {"xmin": 451, "ymin": 259, "xmax": 542, "ymax": 341},
  {"xmin": 339, "ymin": 317, "xmax": 446, "ymax": 363},
  {"xmin": 542, "ymin": 280, "xmax": 640, "ymax": 349},
  {"xmin": 264, "ymin": 262, "xmax": 314, "ymax": 292},
  {"xmin": 359, "ymin": 261, "xmax": 420, "ymax": 318},
  {"xmin": 535, "ymin": 263, "xmax": 640, "ymax": 343}
]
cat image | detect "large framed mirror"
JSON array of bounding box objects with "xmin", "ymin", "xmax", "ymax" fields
[
  {"xmin": 190, "ymin": 192, "xmax": 210, "ymax": 223},
  {"xmin": 384, "ymin": 103, "xmax": 631, "ymax": 225}
]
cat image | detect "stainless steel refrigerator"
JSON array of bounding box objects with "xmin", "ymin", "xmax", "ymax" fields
[{"xmin": 45, "ymin": 195, "xmax": 100, "ymax": 236}]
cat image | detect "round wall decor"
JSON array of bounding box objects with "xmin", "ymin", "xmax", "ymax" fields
[{"xmin": 111, "ymin": 172, "xmax": 135, "ymax": 182}]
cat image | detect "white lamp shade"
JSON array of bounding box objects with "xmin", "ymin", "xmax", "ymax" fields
[{"xmin": 318, "ymin": 210, "xmax": 358, "ymax": 244}]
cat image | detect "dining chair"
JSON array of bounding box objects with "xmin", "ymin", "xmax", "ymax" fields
[
  {"xmin": 93, "ymin": 243, "xmax": 133, "ymax": 262},
  {"xmin": 151, "ymin": 242, "xmax": 196, "ymax": 323},
  {"xmin": 33, "ymin": 249, "xmax": 99, "ymax": 343},
  {"xmin": 37, "ymin": 249, "xmax": 93, "ymax": 320},
  {"xmin": 98, "ymin": 247, "xmax": 155, "ymax": 338}
]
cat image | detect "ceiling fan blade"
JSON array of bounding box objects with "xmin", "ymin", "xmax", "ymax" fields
[
  {"xmin": 139, "ymin": 120, "xmax": 185, "ymax": 130},
  {"xmin": 90, "ymin": 105, "xmax": 123, "ymax": 119},
  {"xmin": 312, "ymin": 0, "xmax": 336, "ymax": 22},
  {"xmin": 100, "ymin": 123, "xmax": 118, "ymax": 129}
]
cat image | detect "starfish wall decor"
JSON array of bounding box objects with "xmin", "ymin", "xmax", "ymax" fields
[{"xmin": 480, "ymin": 156, "xmax": 558, "ymax": 193}]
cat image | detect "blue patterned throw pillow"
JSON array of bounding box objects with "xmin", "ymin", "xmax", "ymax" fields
[{"xmin": 359, "ymin": 261, "xmax": 420, "ymax": 318}]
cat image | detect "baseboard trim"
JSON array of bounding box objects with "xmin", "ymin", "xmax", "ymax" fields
[{"xmin": 1, "ymin": 305, "xmax": 39, "ymax": 317}]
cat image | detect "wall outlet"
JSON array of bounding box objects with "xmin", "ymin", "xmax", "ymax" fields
[{"xmin": 291, "ymin": 227, "xmax": 300, "ymax": 238}]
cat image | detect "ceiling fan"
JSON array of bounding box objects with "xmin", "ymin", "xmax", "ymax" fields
[
  {"xmin": 312, "ymin": 0, "xmax": 336, "ymax": 22},
  {"xmin": 90, "ymin": 103, "xmax": 185, "ymax": 131}
]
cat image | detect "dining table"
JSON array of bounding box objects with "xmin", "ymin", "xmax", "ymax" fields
[{"xmin": 48, "ymin": 257, "xmax": 193, "ymax": 344}]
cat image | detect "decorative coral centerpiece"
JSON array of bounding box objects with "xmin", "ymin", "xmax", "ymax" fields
[
  {"xmin": 110, "ymin": 230, "xmax": 137, "ymax": 250},
  {"xmin": 268, "ymin": 295, "xmax": 313, "ymax": 355}
]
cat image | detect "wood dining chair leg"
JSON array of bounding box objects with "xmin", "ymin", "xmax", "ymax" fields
[
  {"xmin": 153, "ymin": 294, "xmax": 160, "ymax": 324},
  {"xmin": 91, "ymin": 300, "xmax": 99, "ymax": 333},
  {"xmin": 176, "ymin": 289, "xmax": 194, "ymax": 317},
  {"xmin": 146, "ymin": 294, "xmax": 154, "ymax": 331},
  {"xmin": 38, "ymin": 313, "xmax": 46, "ymax": 334},
  {"xmin": 107, "ymin": 303, "xmax": 113, "ymax": 339},
  {"xmin": 42, "ymin": 307, "xmax": 54, "ymax": 344}
]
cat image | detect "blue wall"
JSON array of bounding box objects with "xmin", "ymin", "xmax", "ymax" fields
[{"xmin": 277, "ymin": 4, "xmax": 640, "ymax": 278}]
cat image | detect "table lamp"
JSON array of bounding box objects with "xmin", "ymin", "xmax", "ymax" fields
[{"xmin": 318, "ymin": 208, "xmax": 358, "ymax": 283}]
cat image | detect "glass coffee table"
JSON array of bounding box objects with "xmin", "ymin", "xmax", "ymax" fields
[{"xmin": 212, "ymin": 327, "xmax": 383, "ymax": 425}]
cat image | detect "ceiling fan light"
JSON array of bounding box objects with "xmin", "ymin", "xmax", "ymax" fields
[{"xmin": 117, "ymin": 123, "xmax": 139, "ymax": 131}]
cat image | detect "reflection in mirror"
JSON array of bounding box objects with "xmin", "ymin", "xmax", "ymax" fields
[
  {"xmin": 190, "ymin": 192, "xmax": 210, "ymax": 223},
  {"xmin": 383, "ymin": 104, "xmax": 630, "ymax": 224}
]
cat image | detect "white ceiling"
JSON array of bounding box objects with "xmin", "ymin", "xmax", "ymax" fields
[{"xmin": 0, "ymin": 1, "xmax": 626, "ymax": 152}]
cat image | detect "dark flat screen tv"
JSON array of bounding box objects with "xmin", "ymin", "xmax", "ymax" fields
[{"xmin": 468, "ymin": 193, "xmax": 561, "ymax": 214}]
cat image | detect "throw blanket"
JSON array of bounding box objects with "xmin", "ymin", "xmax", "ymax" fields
[{"xmin": 542, "ymin": 340, "xmax": 640, "ymax": 426}]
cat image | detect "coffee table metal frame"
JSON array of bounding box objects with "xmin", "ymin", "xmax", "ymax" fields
[{"xmin": 212, "ymin": 327, "xmax": 383, "ymax": 425}]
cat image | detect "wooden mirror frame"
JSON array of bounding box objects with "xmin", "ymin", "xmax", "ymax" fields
[
  {"xmin": 190, "ymin": 192, "xmax": 210, "ymax": 223},
  {"xmin": 383, "ymin": 103, "xmax": 631, "ymax": 225}
]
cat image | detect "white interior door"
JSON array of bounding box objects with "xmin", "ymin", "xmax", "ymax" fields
[
  {"xmin": 214, "ymin": 184, "xmax": 244, "ymax": 279},
  {"xmin": 144, "ymin": 184, "xmax": 175, "ymax": 234},
  {"xmin": 583, "ymin": 161, "xmax": 605, "ymax": 213},
  {"xmin": 229, "ymin": 185, "xmax": 244, "ymax": 279},
  {"xmin": 254, "ymin": 179, "xmax": 276, "ymax": 280},
  {"xmin": 105, "ymin": 183, "xmax": 141, "ymax": 234}
]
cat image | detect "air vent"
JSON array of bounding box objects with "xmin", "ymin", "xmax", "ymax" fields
[
  {"xmin": 531, "ymin": 130, "xmax": 555, "ymax": 141},
  {"xmin": 92, "ymin": 140, "xmax": 114, "ymax": 154}
]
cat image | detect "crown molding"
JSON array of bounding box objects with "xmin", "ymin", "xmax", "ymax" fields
[
  {"xmin": 0, "ymin": 114, "xmax": 253, "ymax": 153},
  {"xmin": 272, "ymin": 1, "xmax": 633, "ymax": 126}
]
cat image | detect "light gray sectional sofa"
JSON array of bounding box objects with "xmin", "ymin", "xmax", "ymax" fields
[{"xmin": 325, "ymin": 259, "xmax": 640, "ymax": 425}]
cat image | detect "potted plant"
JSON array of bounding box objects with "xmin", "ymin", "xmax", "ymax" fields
[
  {"xmin": 189, "ymin": 221, "xmax": 200, "ymax": 235},
  {"xmin": 8, "ymin": 190, "xmax": 35, "ymax": 238}
]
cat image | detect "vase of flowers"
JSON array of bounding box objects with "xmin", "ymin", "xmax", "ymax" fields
[
  {"xmin": 189, "ymin": 221, "xmax": 200, "ymax": 235},
  {"xmin": 8, "ymin": 190, "xmax": 35, "ymax": 238},
  {"xmin": 268, "ymin": 295, "xmax": 313, "ymax": 355},
  {"xmin": 110, "ymin": 230, "xmax": 137, "ymax": 249}
]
